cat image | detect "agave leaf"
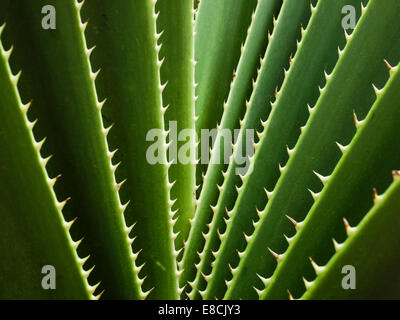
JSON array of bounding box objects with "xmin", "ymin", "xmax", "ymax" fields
[
  {"xmin": 0, "ymin": 25, "xmax": 93, "ymax": 299},
  {"xmin": 227, "ymin": 0, "xmax": 400, "ymax": 300},
  {"xmin": 180, "ymin": 0, "xmax": 282, "ymax": 297},
  {"xmin": 0, "ymin": 0, "xmax": 143, "ymax": 299},
  {"xmin": 197, "ymin": 0, "xmax": 316, "ymax": 300},
  {"xmin": 155, "ymin": 0, "xmax": 196, "ymax": 257},
  {"xmin": 82, "ymin": 0, "xmax": 179, "ymax": 299},
  {"xmin": 260, "ymin": 61, "xmax": 400, "ymax": 299},
  {"xmin": 194, "ymin": 0, "xmax": 258, "ymax": 182},
  {"xmin": 303, "ymin": 171, "xmax": 400, "ymax": 299},
  {"xmin": 222, "ymin": 0, "xmax": 366, "ymax": 300}
]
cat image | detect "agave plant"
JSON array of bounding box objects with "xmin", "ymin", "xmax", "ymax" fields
[{"xmin": 0, "ymin": 0, "xmax": 399, "ymax": 300}]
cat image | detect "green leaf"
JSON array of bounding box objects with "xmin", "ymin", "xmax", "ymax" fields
[
  {"xmin": 156, "ymin": 0, "xmax": 196, "ymax": 257},
  {"xmin": 195, "ymin": 0, "xmax": 315, "ymax": 300},
  {"xmin": 180, "ymin": 0, "xmax": 282, "ymax": 298},
  {"xmin": 262, "ymin": 59, "xmax": 400, "ymax": 299},
  {"xmin": 303, "ymin": 171, "xmax": 400, "ymax": 299},
  {"xmin": 82, "ymin": 0, "xmax": 179, "ymax": 299},
  {"xmin": 0, "ymin": 24, "xmax": 93, "ymax": 300},
  {"xmin": 194, "ymin": 0, "xmax": 258, "ymax": 182},
  {"xmin": 223, "ymin": 0, "xmax": 366, "ymax": 300},
  {"xmin": 0, "ymin": 0, "xmax": 143, "ymax": 299},
  {"xmin": 228, "ymin": 0, "xmax": 400, "ymax": 300}
]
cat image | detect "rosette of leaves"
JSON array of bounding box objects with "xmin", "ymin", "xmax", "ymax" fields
[{"xmin": 0, "ymin": 0, "xmax": 399, "ymax": 300}]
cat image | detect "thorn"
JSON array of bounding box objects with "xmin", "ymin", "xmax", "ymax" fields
[
  {"xmin": 283, "ymin": 233, "xmax": 293, "ymax": 244},
  {"xmin": 81, "ymin": 20, "xmax": 89, "ymax": 32},
  {"xmin": 267, "ymin": 247, "xmax": 280, "ymax": 260},
  {"xmin": 131, "ymin": 248, "xmax": 142, "ymax": 261},
  {"xmin": 21, "ymin": 99, "xmax": 33, "ymax": 113},
  {"xmin": 119, "ymin": 200, "xmax": 130, "ymax": 214},
  {"xmin": 49, "ymin": 174, "xmax": 62, "ymax": 187},
  {"xmin": 332, "ymin": 238, "xmax": 344, "ymax": 251},
  {"xmin": 110, "ymin": 161, "xmax": 120, "ymax": 173},
  {"xmin": 285, "ymin": 214, "xmax": 298, "ymax": 227},
  {"xmin": 255, "ymin": 206, "xmax": 263, "ymax": 217},
  {"xmin": 178, "ymin": 284, "xmax": 186, "ymax": 296},
  {"xmin": 167, "ymin": 180, "xmax": 176, "ymax": 190},
  {"xmin": 344, "ymin": 29, "xmax": 351, "ymax": 42},
  {"xmin": 91, "ymin": 69, "xmax": 101, "ymax": 81},
  {"xmin": 83, "ymin": 264, "xmax": 95, "ymax": 279},
  {"xmin": 125, "ymin": 222, "xmax": 135, "ymax": 235},
  {"xmin": 34, "ymin": 137, "xmax": 47, "ymax": 152},
  {"xmin": 338, "ymin": 46, "xmax": 344, "ymax": 57},
  {"xmin": 0, "ymin": 23, "xmax": 6, "ymax": 36},
  {"xmin": 257, "ymin": 273, "xmax": 270, "ymax": 286},
  {"xmin": 286, "ymin": 144, "xmax": 294, "ymax": 156},
  {"xmin": 76, "ymin": 0, "xmax": 85, "ymax": 11},
  {"xmin": 41, "ymin": 154, "xmax": 53, "ymax": 167},
  {"xmin": 301, "ymin": 24, "xmax": 305, "ymax": 37},
  {"xmin": 64, "ymin": 217, "xmax": 77, "ymax": 231},
  {"xmin": 58, "ymin": 197, "xmax": 71, "ymax": 211},
  {"xmin": 93, "ymin": 289, "xmax": 105, "ymax": 300},
  {"xmin": 217, "ymin": 229, "xmax": 225, "ymax": 240},
  {"xmin": 235, "ymin": 184, "xmax": 242, "ymax": 193},
  {"xmin": 78, "ymin": 253, "xmax": 90, "ymax": 267},
  {"xmin": 12, "ymin": 70, "xmax": 22, "ymax": 85},
  {"xmin": 103, "ymin": 123, "xmax": 114, "ymax": 136},
  {"xmin": 236, "ymin": 249, "xmax": 245, "ymax": 259},
  {"xmin": 372, "ymin": 84, "xmax": 382, "ymax": 96},
  {"xmin": 201, "ymin": 272, "xmax": 210, "ymax": 282},
  {"xmin": 313, "ymin": 170, "xmax": 329, "ymax": 185},
  {"xmin": 115, "ymin": 179, "xmax": 127, "ymax": 191},
  {"xmin": 264, "ymin": 188, "xmax": 273, "ymax": 199},
  {"xmin": 309, "ymin": 257, "xmax": 325, "ymax": 275},
  {"xmin": 141, "ymin": 287, "xmax": 154, "ymax": 300},
  {"xmin": 161, "ymin": 104, "xmax": 169, "ymax": 115},
  {"xmin": 308, "ymin": 188, "xmax": 320, "ymax": 200},
  {"xmin": 361, "ymin": 1, "xmax": 367, "ymax": 14},
  {"xmin": 157, "ymin": 57, "xmax": 165, "ymax": 67},
  {"xmin": 225, "ymin": 207, "xmax": 233, "ymax": 218},
  {"xmin": 302, "ymin": 277, "xmax": 313, "ymax": 290},
  {"xmin": 228, "ymin": 264, "xmax": 236, "ymax": 275},
  {"xmin": 336, "ymin": 141, "xmax": 348, "ymax": 154},
  {"xmin": 352, "ymin": 109, "xmax": 364, "ymax": 128},
  {"xmin": 3, "ymin": 45, "xmax": 13, "ymax": 60},
  {"xmin": 108, "ymin": 148, "xmax": 118, "ymax": 160},
  {"xmin": 384, "ymin": 59, "xmax": 392, "ymax": 71},
  {"xmin": 97, "ymin": 98, "xmax": 107, "ymax": 110},
  {"xmin": 73, "ymin": 237, "xmax": 84, "ymax": 250},
  {"xmin": 243, "ymin": 232, "xmax": 252, "ymax": 243},
  {"xmin": 324, "ymin": 70, "xmax": 331, "ymax": 80},
  {"xmin": 372, "ymin": 188, "xmax": 383, "ymax": 204},
  {"xmin": 160, "ymin": 81, "xmax": 168, "ymax": 92},
  {"xmin": 155, "ymin": 30, "xmax": 164, "ymax": 41},
  {"xmin": 343, "ymin": 218, "xmax": 356, "ymax": 236},
  {"xmin": 253, "ymin": 286, "xmax": 265, "ymax": 298},
  {"xmin": 86, "ymin": 45, "xmax": 96, "ymax": 57}
]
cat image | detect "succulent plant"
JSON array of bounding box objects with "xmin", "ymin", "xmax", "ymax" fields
[{"xmin": 0, "ymin": 0, "xmax": 399, "ymax": 300}]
